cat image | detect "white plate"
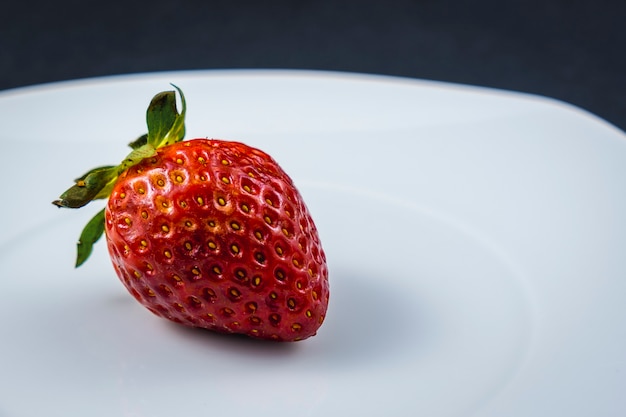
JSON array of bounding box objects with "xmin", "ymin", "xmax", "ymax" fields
[{"xmin": 1, "ymin": 70, "xmax": 625, "ymax": 417}]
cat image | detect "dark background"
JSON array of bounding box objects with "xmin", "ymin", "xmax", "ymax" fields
[{"xmin": 2, "ymin": 0, "xmax": 624, "ymax": 131}]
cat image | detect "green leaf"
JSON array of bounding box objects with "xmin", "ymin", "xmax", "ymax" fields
[
  {"xmin": 53, "ymin": 166, "xmax": 118, "ymax": 208},
  {"xmin": 76, "ymin": 208, "xmax": 106, "ymax": 267},
  {"xmin": 161, "ymin": 84, "xmax": 186, "ymax": 147},
  {"xmin": 73, "ymin": 165, "xmax": 116, "ymax": 183},
  {"xmin": 146, "ymin": 90, "xmax": 178, "ymax": 148},
  {"xmin": 118, "ymin": 143, "xmax": 157, "ymax": 173},
  {"xmin": 128, "ymin": 134, "xmax": 148, "ymax": 150},
  {"xmin": 145, "ymin": 85, "xmax": 187, "ymax": 149}
]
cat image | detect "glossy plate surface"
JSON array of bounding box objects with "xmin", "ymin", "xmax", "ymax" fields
[{"xmin": 1, "ymin": 70, "xmax": 625, "ymax": 417}]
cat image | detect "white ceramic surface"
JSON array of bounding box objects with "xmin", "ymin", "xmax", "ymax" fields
[{"xmin": 0, "ymin": 70, "xmax": 624, "ymax": 417}]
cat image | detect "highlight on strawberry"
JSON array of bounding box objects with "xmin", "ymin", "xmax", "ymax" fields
[{"xmin": 53, "ymin": 86, "xmax": 329, "ymax": 341}]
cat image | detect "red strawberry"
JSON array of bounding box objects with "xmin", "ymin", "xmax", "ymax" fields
[{"xmin": 53, "ymin": 87, "xmax": 329, "ymax": 341}]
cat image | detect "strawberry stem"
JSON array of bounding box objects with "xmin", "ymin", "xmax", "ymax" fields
[{"xmin": 52, "ymin": 85, "xmax": 187, "ymax": 267}]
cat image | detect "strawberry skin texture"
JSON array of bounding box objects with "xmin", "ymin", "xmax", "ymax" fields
[{"xmin": 104, "ymin": 139, "xmax": 329, "ymax": 341}]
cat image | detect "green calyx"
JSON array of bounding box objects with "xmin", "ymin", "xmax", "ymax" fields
[{"xmin": 52, "ymin": 85, "xmax": 187, "ymax": 267}]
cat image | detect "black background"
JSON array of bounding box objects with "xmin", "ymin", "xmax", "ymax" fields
[{"xmin": 2, "ymin": 0, "xmax": 624, "ymax": 131}]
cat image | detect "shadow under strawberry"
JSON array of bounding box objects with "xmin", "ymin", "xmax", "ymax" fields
[{"xmin": 155, "ymin": 266, "xmax": 424, "ymax": 371}]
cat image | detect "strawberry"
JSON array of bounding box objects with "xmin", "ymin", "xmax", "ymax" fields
[{"xmin": 53, "ymin": 86, "xmax": 329, "ymax": 341}]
